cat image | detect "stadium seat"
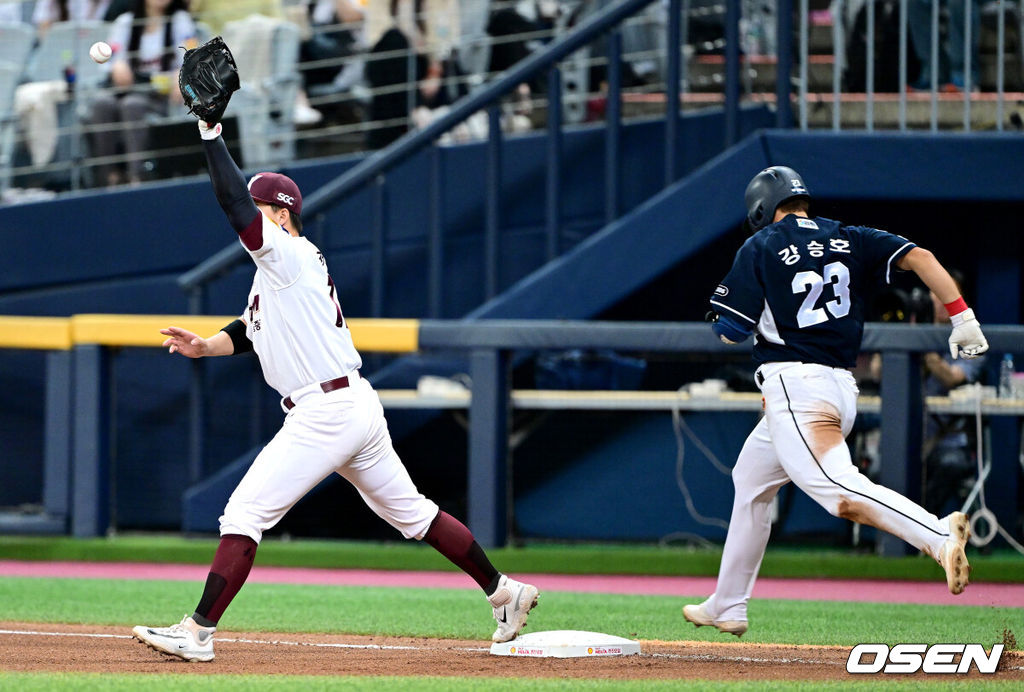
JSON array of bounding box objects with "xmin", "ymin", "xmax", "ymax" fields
[
  {"xmin": 0, "ymin": 61, "xmax": 22, "ymax": 195},
  {"xmin": 0, "ymin": 22, "xmax": 35, "ymax": 77},
  {"xmin": 221, "ymin": 15, "xmax": 301, "ymax": 169},
  {"xmin": 26, "ymin": 20, "xmax": 110, "ymax": 89}
]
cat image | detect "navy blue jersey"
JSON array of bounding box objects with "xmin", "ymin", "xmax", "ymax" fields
[{"xmin": 710, "ymin": 215, "xmax": 916, "ymax": 368}]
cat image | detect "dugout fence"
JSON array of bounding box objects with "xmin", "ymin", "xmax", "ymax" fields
[{"xmin": 1, "ymin": 315, "xmax": 1021, "ymax": 555}]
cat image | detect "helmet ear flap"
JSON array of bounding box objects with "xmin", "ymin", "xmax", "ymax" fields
[{"xmin": 748, "ymin": 201, "xmax": 764, "ymax": 232}]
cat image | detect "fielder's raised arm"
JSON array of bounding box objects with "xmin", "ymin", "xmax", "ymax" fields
[{"xmin": 177, "ymin": 35, "xmax": 256, "ymax": 235}]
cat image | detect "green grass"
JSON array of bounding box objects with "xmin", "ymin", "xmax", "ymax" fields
[
  {"xmin": 3, "ymin": 674, "xmax": 1021, "ymax": 691},
  {"xmin": 1, "ymin": 535, "xmax": 1022, "ymax": 582},
  {"xmin": 0, "ymin": 576, "xmax": 1019, "ymax": 646},
  {"xmin": 1, "ymin": 539, "xmax": 1020, "ymax": 690}
]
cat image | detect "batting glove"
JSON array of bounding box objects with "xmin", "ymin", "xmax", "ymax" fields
[
  {"xmin": 198, "ymin": 120, "xmax": 222, "ymax": 141},
  {"xmin": 948, "ymin": 308, "xmax": 989, "ymax": 360}
]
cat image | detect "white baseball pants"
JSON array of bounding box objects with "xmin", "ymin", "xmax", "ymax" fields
[
  {"xmin": 219, "ymin": 372, "xmax": 439, "ymax": 543},
  {"xmin": 703, "ymin": 362, "xmax": 952, "ymax": 623}
]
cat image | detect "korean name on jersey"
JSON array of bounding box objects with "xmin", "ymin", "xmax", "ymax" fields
[{"xmin": 711, "ymin": 216, "xmax": 915, "ymax": 368}]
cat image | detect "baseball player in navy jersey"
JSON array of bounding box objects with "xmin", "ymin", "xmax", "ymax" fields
[
  {"xmin": 683, "ymin": 166, "xmax": 989, "ymax": 637},
  {"xmin": 131, "ymin": 117, "xmax": 538, "ymax": 662}
]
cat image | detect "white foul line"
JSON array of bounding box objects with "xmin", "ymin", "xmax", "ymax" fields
[
  {"xmin": 0, "ymin": 629, "xmax": 133, "ymax": 640},
  {"xmin": 0, "ymin": 628, "xmax": 487, "ymax": 652},
  {"xmin": 2, "ymin": 629, "xmax": 1020, "ymax": 670}
]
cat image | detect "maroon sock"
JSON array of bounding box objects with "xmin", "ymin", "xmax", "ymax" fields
[
  {"xmin": 422, "ymin": 511, "xmax": 499, "ymax": 591},
  {"xmin": 193, "ymin": 534, "xmax": 258, "ymax": 626}
]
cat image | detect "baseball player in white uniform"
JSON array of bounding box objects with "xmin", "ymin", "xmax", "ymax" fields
[
  {"xmin": 132, "ymin": 117, "xmax": 538, "ymax": 662},
  {"xmin": 685, "ymin": 166, "xmax": 989, "ymax": 637}
]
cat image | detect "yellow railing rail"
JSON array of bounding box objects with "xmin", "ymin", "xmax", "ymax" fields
[
  {"xmin": 0, "ymin": 316, "xmax": 74, "ymax": 350},
  {"xmin": 0, "ymin": 315, "xmax": 420, "ymax": 353}
]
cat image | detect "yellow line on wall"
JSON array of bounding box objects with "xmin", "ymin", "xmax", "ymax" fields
[
  {"xmin": 0, "ymin": 315, "xmax": 420, "ymax": 353},
  {"xmin": 0, "ymin": 316, "xmax": 73, "ymax": 350},
  {"xmin": 65, "ymin": 315, "xmax": 419, "ymax": 352},
  {"xmin": 70, "ymin": 314, "xmax": 236, "ymax": 347},
  {"xmin": 347, "ymin": 318, "xmax": 419, "ymax": 353}
]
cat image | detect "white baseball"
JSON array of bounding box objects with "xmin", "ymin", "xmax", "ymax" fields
[{"xmin": 89, "ymin": 41, "xmax": 112, "ymax": 64}]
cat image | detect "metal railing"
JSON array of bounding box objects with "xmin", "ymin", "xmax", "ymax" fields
[
  {"xmin": 5, "ymin": 0, "xmax": 1024, "ymax": 203},
  {"xmin": 4, "ymin": 314, "xmax": 1022, "ymax": 549},
  {"xmin": 799, "ymin": 0, "xmax": 1024, "ymax": 131},
  {"xmin": 177, "ymin": 0, "xmax": 679, "ymax": 304}
]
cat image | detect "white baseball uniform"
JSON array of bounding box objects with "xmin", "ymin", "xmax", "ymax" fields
[{"xmin": 218, "ymin": 212, "xmax": 439, "ymax": 543}]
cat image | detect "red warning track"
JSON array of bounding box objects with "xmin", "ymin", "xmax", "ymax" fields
[{"xmin": 1, "ymin": 560, "xmax": 1021, "ymax": 607}]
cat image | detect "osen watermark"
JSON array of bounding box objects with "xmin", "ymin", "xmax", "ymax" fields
[{"xmin": 847, "ymin": 643, "xmax": 1004, "ymax": 674}]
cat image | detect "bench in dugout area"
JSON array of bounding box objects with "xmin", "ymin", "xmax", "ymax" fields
[
  {"xmin": 374, "ymin": 386, "xmax": 1024, "ymax": 416},
  {"xmin": 1, "ymin": 316, "xmax": 1022, "ymax": 545}
]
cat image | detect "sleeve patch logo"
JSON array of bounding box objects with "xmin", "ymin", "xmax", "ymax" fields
[
  {"xmin": 797, "ymin": 218, "xmax": 818, "ymax": 229},
  {"xmin": 715, "ymin": 284, "xmax": 729, "ymax": 297}
]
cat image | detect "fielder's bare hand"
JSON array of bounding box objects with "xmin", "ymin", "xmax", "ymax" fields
[{"xmin": 161, "ymin": 326, "xmax": 210, "ymax": 358}]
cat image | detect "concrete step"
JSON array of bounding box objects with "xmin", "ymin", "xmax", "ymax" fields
[
  {"xmin": 802, "ymin": 91, "xmax": 1024, "ymax": 129},
  {"xmin": 807, "ymin": 20, "xmax": 835, "ymax": 54},
  {"xmin": 620, "ymin": 90, "xmax": 1024, "ymax": 130},
  {"xmin": 687, "ymin": 53, "xmax": 1024, "ymax": 93}
]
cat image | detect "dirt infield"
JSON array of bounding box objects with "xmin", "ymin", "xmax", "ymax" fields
[{"xmin": 2, "ymin": 622, "xmax": 1021, "ymax": 682}]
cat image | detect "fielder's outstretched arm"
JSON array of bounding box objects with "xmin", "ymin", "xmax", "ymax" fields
[
  {"xmin": 160, "ymin": 319, "xmax": 253, "ymax": 359},
  {"xmin": 161, "ymin": 325, "xmax": 234, "ymax": 358},
  {"xmin": 199, "ymin": 122, "xmax": 260, "ymax": 234}
]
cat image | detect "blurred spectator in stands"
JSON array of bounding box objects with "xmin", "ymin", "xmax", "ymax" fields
[
  {"xmin": 908, "ymin": 0, "xmax": 980, "ymax": 91},
  {"xmin": 31, "ymin": 0, "xmax": 111, "ymax": 35},
  {"xmin": 841, "ymin": 0, "xmax": 921, "ymax": 93},
  {"xmin": 486, "ymin": 1, "xmax": 553, "ymax": 77},
  {"xmin": 188, "ymin": 0, "xmax": 283, "ymax": 34},
  {"xmin": 363, "ymin": 0, "xmax": 461, "ymax": 149},
  {"xmin": 103, "ymin": 0, "xmax": 132, "ymax": 20},
  {"xmin": 478, "ymin": 1, "xmax": 564, "ymax": 131},
  {"xmin": 87, "ymin": 0, "xmax": 196, "ymax": 186},
  {"xmin": 0, "ymin": 1, "xmax": 26, "ymax": 22},
  {"xmin": 296, "ymin": 0, "xmax": 365, "ymax": 94},
  {"xmin": 566, "ymin": 0, "xmax": 667, "ymax": 95},
  {"xmin": 191, "ymin": 0, "xmax": 324, "ymax": 124},
  {"xmin": 869, "ymin": 271, "xmax": 985, "ymax": 515}
]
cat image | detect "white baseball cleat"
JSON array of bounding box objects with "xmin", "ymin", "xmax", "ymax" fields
[
  {"xmin": 682, "ymin": 603, "xmax": 748, "ymax": 637},
  {"xmin": 937, "ymin": 512, "xmax": 971, "ymax": 595},
  {"xmin": 488, "ymin": 575, "xmax": 539, "ymax": 642},
  {"xmin": 133, "ymin": 615, "xmax": 216, "ymax": 662}
]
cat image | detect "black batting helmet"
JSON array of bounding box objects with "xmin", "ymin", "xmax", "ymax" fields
[{"xmin": 744, "ymin": 165, "xmax": 810, "ymax": 232}]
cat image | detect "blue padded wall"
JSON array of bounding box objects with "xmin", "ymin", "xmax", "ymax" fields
[{"xmin": 2, "ymin": 121, "xmax": 1021, "ymax": 540}]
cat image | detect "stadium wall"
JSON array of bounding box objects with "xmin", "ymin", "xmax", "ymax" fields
[{"xmin": 0, "ymin": 123, "xmax": 1020, "ymax": 543}]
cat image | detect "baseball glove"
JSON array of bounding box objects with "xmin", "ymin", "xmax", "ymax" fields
[{"xmin": 179, "ymin": 36, "xmax": 240, "ymax": 124}]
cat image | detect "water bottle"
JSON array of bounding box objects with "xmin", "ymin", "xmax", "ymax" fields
[
  {"xmin": 63, "ymin": 64, "xmax": 76, "ymax": 96},
  {"xmin": 62, "ymin": 48, "xmax": 75, "ymax": 96},
  {"xmin": 999, "ymin": 353, "xmax": 1015, "ymax": 399}
]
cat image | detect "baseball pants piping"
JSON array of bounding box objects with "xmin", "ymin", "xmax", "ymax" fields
[{"xmin": 704, "ymin": 362, "xmax": 950, "ymax": 623}]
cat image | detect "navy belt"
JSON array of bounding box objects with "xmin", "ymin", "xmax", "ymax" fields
[
  {"xmin": 755, "ymin": 369, "xmax": 765, "ymax": 387},
  {"xmin": 283, "ymin": 375, "xmax": 351, "ymax": 410}
]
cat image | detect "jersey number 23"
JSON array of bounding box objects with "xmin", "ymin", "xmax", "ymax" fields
[{"xmin": 791, "ymin": 261, "xmax": 851, "ymax": 328}]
